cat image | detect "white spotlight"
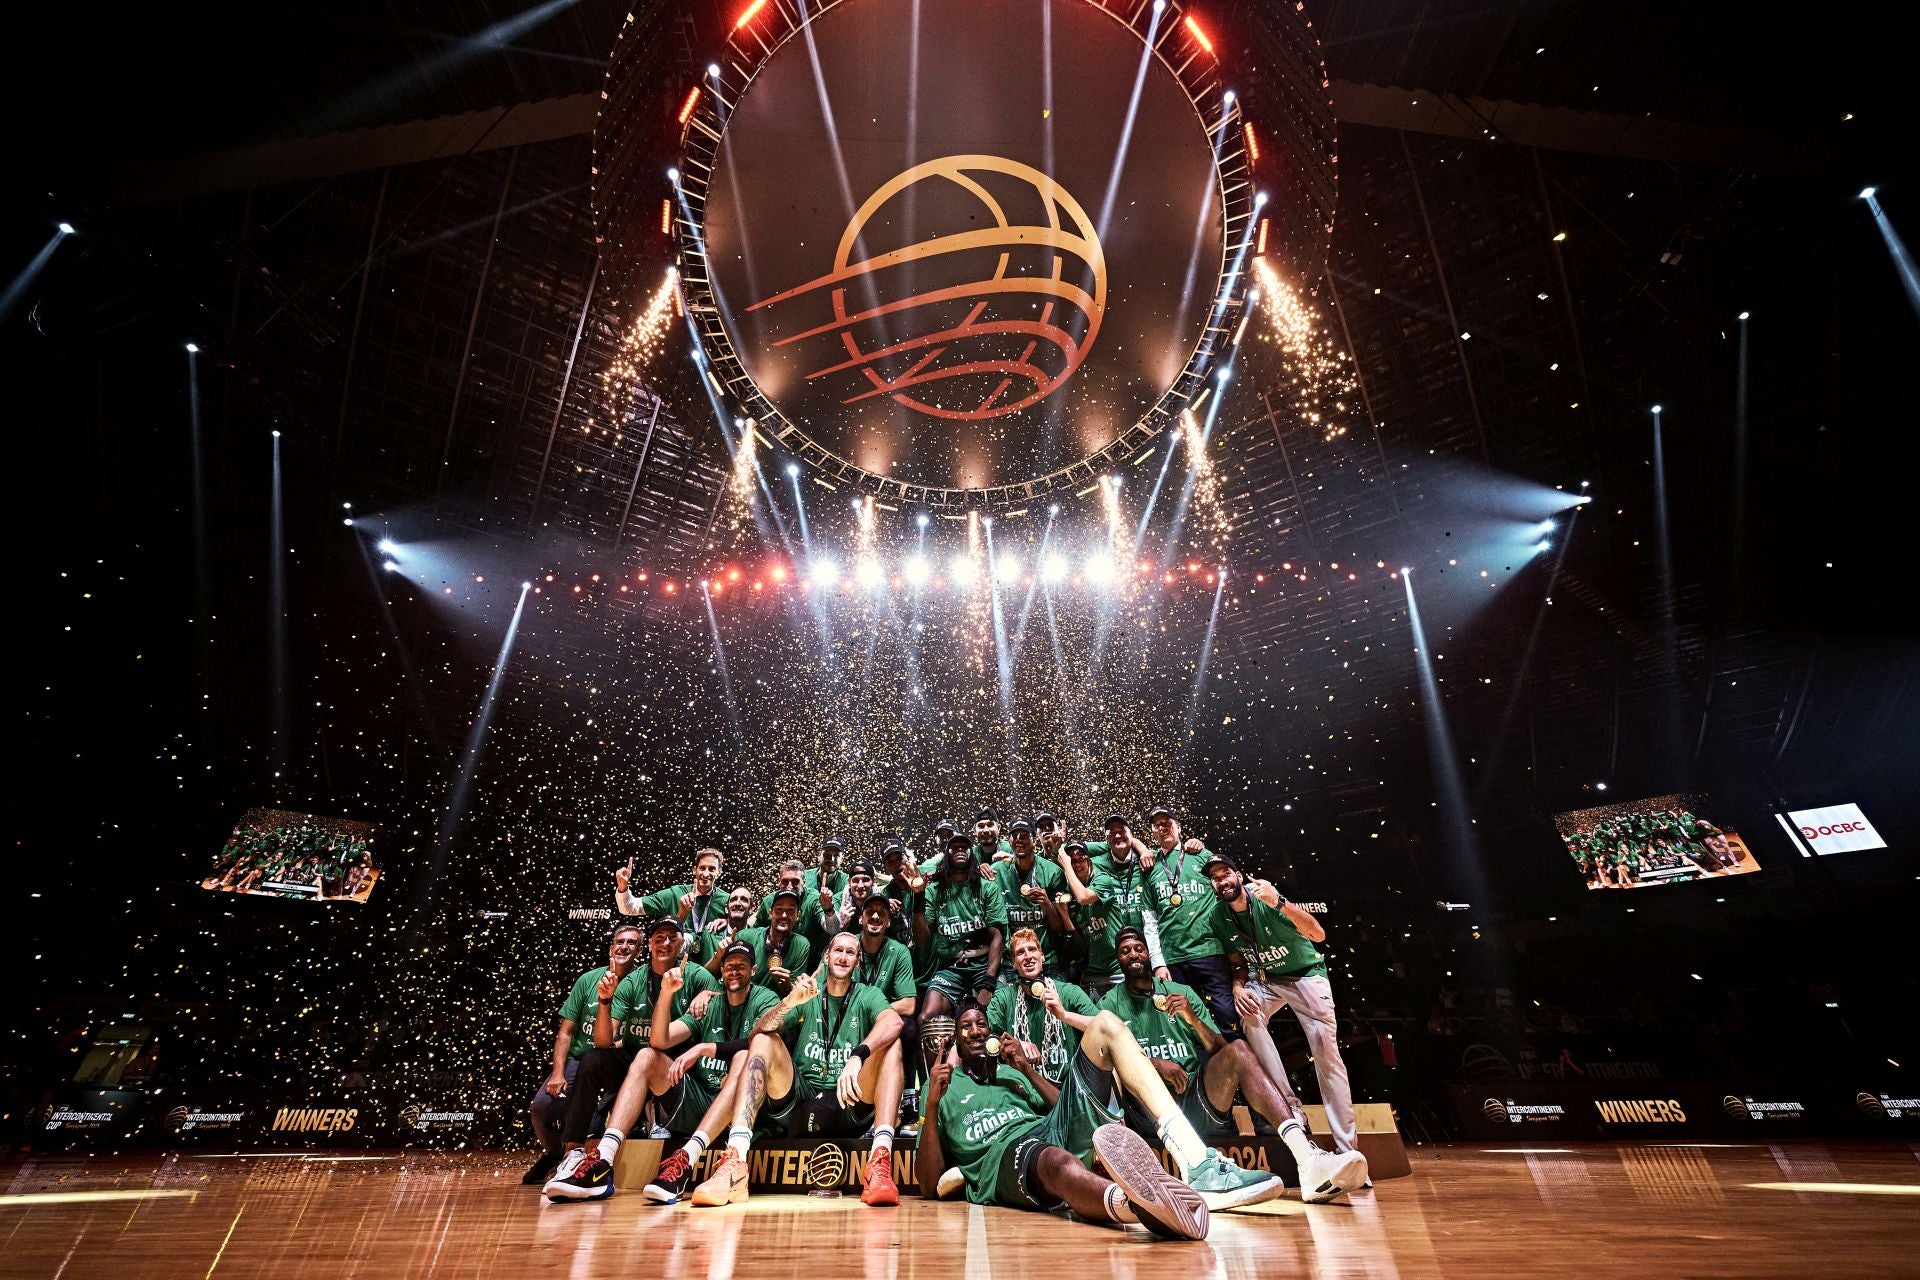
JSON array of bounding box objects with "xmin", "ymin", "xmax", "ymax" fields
[
  {"xmin": 57, "ymin": 222, "xmax": 75, "ymax": 235},
  {"xmin": 1540, "ymin": 519, "xmax": 1557, "ymax": 533},
  {"xmin": 1651, "ymin": 403, "xmax": 1663, "ymax": 413},
  {"xmin": 667, "ymin": 167, "xmax": 680, "ymax": 183},
  {"xmin": 1041, "ymin": 553, "xmax": 1068, "ymax": 584},
  {"xmin": 949, "ymin": 554, "xmax": 979, "ymax": 585},
  {"xmin": 1217, "ymin": 366, "xmax": 1232, "ymax": 383},
  {"xmin": 1535, "ymin": 540, "xmax": 1552, "ymax": 553},
  {"xmin": 1400, "ymin": 566, "xmax": 1413, "ymax": 576},
  {"xmin": 1255, "ymin": 190, "xmax": 1268, "ymax": 205},
  {"xmin": 1083, "ymin": 553, "xmax": 1117, "ymax": 586},
  {"xmin": 271, "ymin": 430, "xmax": 281, "ymax": 439},
  {"xmin": 382, "ymin": 560, "xmax": 401, "ymax": 573},
  {"xmin": 342, "ymin": 517, "xmax": 354, "ymax": 526},
  {"xmin": 916, "ymin": 512, "xmax": 930, "ymax": 528},
  {"xmin": 522, "ymin": 581, "xmax": 533, "ymax": 591},
  {"xmin": 1224, "ymin": 90, "xmax": 1235, "ymax": 104},
  {"xmin": 786, "ymin": 463, "xmax": 800, "ymax": 478},
  {"xmin": 982, "ymin": 515, "xmax": 993, "ymax": 529},
  {"xmin": 1048, "ymin": 503, "xmax": 1060, "ymax": 516},
  {"xmin": 707, "ymin": 62, "xmax": 721, "ymax": 77},
  {"xmin": 994, "ymin": 554, "xmax": 1022, "ymax": 583},
  {"xmin": 811, "ymin": 559, "xmax": 840, "ymax": 586},
  {"xmin": 1860, "ymin": 186, "xmax": 1876, "ymax": 199},
  {"xmin": 185, "ymin": 342, "xmax": 199, "ymax": 354},
  {"xmin": 377, "ymin": 539, "xmax": 399, "ymax": 555},
  {"xmin": 1738, "ymin": 311, "xmax": 1751, "ymax": 321},
  {"xmin": 855, "ymin": 560, "xmax": 884, "ymax": 588},
  {"xmin": 903, "ymin": 556, "xmax": 931, "ymax": 586}
]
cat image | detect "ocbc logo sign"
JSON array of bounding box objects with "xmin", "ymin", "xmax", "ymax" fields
[{"xmin": 1801, "ymin": 822, "xmax": 1866, "ymax": 838}]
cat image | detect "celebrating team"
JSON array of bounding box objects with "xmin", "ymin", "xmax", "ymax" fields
[{"xmin": 527, "ymin": 807, "xmax": 1366, "ymax": 1239}]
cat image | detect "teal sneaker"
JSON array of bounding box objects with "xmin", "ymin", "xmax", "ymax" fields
[{"xmin": 1183, "ymin": 1148, "xmax": 1285, "ymax": 1209}]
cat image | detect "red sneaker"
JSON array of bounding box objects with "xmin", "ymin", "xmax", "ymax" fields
[{"xmin": 861, "ymin": 1147, "xmax": 900, "ymax": 1206}]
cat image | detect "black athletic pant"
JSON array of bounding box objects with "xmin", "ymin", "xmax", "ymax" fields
[
  {"xmin": 559, "ymin": 1046, "xmax": 633, "ymax": 1145},
  {"xmin": 1168, "ymin": 954, "xmax": 1242, "ymax": 1039}
]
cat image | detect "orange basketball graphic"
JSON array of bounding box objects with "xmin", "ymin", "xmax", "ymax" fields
[{"xmin": 746, "ymin": 155, "xmax": 1106, "ymax": 422}]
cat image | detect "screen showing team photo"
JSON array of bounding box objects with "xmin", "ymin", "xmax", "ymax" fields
[
  {"xmin": 1552, "ymin": 793, "xmax": 1760, "ymax": 890},
  {"xmin": 202, "ymin": 808, "xmax": 381, "ymax": 902}
]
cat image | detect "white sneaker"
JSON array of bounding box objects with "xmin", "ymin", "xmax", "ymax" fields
[
  {"xmin": 541, "ymin": 1148, "xmax": 587, "ymax": 1197},
  {"xmin": 1298, "ymin": 1148, "xmax": 1369, "ymax": 1204}
]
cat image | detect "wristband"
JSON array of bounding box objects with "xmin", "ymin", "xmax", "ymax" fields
[{"xmin": 851, "ymin": 1043, "xmax": 872, "ymax": 1062}]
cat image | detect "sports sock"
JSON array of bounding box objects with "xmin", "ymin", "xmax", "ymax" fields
[
  {"xmin": 870, "ymin": 1125, "xmax": 895, "ymax": 1155},
  {"xmin": 594, "ymin": 1129, "xmax": 624, "ymax": 1164},
  {"xmin": 727, "ymin": 1127, "xmax": 753, "ymax": 1161},
  {"xmin": 1278, "ymin": 1118, "xmax": 1318, "ymax": 1165},
  {"xmin": 1102, "ymin": 1183, "xmax": 1139, "ymax": 1224},
  {"xmin": 678, "ymin": 1133, "xmax": 708, "ymax": 1164},
  {"xmin": 1156, "ymin": 1113, "xmax": 1211, "ymax": 1177}
]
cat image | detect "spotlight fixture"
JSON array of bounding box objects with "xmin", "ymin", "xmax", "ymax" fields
[
  {"xmin": 522, "ymin": 581, "xmax": 533, "ymax": 591},
  {"xmin": 377, "ymin": 539, "xmax": 399, "ymax": 555},
  {"xmin": 1083, "ymin": 553, "xmax": 1117, "ymax": 585},
  {"xmin": 1223, "ymin": 90, "xmax": 1235, "ymax": 104},
  {"xmin": 993, "ymin": 554, "xmax": 1022, "ymax": 583},
  {"xmin": 903, "ymin": 556, "xmax": 931, "ymax": 586},
  {"xmin": 707, "ymin": 62, "xmax": 721, "ymax": 77},
  {"xmin": 1041, "ymin": 553, "xmax": 1068, "ymax": 584},
  {"xmin": 810, "ymin": 559, "xmax": 841, "ymax": 586},
  {"xmin": 382, "ymin": 561, "xmax": 401, "ymax": 572},
  {"xmin": 271, "ymin": 430, "xmax": 281, "ymax": 438},
  {"xmin": 854, "ymin": 560, "xmax": 884, "ymax": 588},
  {"xmin": 1651, "ymin": 404, "xmax": 1663, "ymax": 413},
  {"xmin": 785, "ymin": 463, "xmax": 800, "ymax": 478},
  {"xmin": 668, "ymin": 167, "xmax": 680, "ymax": 182},
  {"xmin": 1535, "ymin": 540, "xmax": 1552, "ymax": 552},
  {"xmin": 1580, "ymin": 479, "xmax": 1591, "ymax": 488},
  {"xmin": 1255, "ymin": 190, "xmax": 1268, "ymax": 205},
  {"xmin": 1400, "ymin": 566, "xmax": 1413, "ymax": 576},
  {"xmin": 57, "ymin": 222, "xmax": 74, "ymax": 235},
  {"xmin": 1859, "ymin": 186, "xmax": 1876, "ymax": 199},
  {"xmin": 916, "ymin": 513, "xmax": 930, "ymax": 528},
  {"xmin": 185, "ymin": 342, "xmax": 199, "ymax": 354},
  {"xmin": 949, "ymin": 554, "xmax": 979, "ymax": 585},
  {"xmin": 1217, "ymin": 366, "xmax": 1232, "ymax": 383},
  {"xmin": 342, "ymin": 517, "xmax": 354, "ymax": 527},
  {"xmin": 1048, "ymin": 503, "xmax": 1060, "ymax": 516},
  {"xmin": 1738, "ymin": 311, "xmax": 1751, "ymax": 320},
  {"xmin": 1540, "ymin": 519, "xmax": 1557, "ymax": 532},
  {"xmin": 1596, "ymin": 782, "xmax": 1608, "ymax": 791}
]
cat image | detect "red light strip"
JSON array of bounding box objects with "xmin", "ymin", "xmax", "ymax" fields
[
  {"xmin": 660, "ymin": 199, "xmax": 672, "ymax": 235},
  {"xmin": 1242, "ymin": 122, "xmax": 1259, "ymax": 162},
  {"xmin": 1183, "ymin": 14, "xmax": 1215, "ymax": 56},
  {"xmin": 676, "ymin": 85, "xmax": 701, "ymax": 124},
  {"xmin": 734, "ymin": 0, "xmax": 768, "ymax": 31}
]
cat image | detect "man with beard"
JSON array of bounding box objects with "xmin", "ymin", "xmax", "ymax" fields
[
  {"xmin": 615, "ymin": 848, "xmax": 726, "ymax": 957},
  {"xmin": 545, "ymin": 942, "xmax": 775, "ymax": 1202},
  {"xmin": 691, "ymin": 886, "xmax": 757, "ymax": 966},
  {"xmin": 854, "ymin": 894, "xmax": 919, "ymax": 1018},
  {"xmin": 873, "ymin": 841, "xmax": 921, "ymax": 948},
  {"xmin": 543, "ymin": 917, "xmax": 716, "ymax": 1198},
  {"xmin": 919, "ymin": 1003, "xmax": 1276, "ymax": 1230},
  {"xmin": 986, "ymin": 928, "xmax": 1099, "ymax": 1086},
  {"xmin": 1138, "ymin": 807, "xmax": 1238, "ymax": 1036},
  {"xmin": 1202, "ymin": 852, "xmax": 1358, "ymax": 1156},
  {"xmin": 913, "ymin": 832, "xmax": 1009, "ymax": 1081},
  {"xmin": 993, "ymin": 821, "xmax": 1072, "ymax": 979},
  {"xmin": 715, "ymin": 886, "xmax": 810, "ymax": 994},
  {"xmin": 823, "ymin": 857, "xmax": 879, "ymax": 936},
  {"xmin": 801, "ymin": 837, "xmax": 850, "ymax": 953},
  {"xmin": 1058, "ymin": 817, "xmax": 1154, "ymax": 997},
  {"xmin": 523, "ymin": 923, "xmax": 642, "ymax": 1185},
  {"xmin": 688, "ymin": 932, "xmax": 907, "ymax": 1207},
  {"xmin": 1101, "ymin": 928, "xmax": 1368, "ymax": 1203}
]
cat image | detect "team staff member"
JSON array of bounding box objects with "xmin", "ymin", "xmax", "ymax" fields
[
  {"xmin": 523, "ymin": 923, "xmax": 642, "ymax": 1185},
  {"xmin": 689, "ymin": 932, "xmax": 907, "ymax": 1207},
  {"xmin": 544, "ymin": 917, "xmax": 715, "ymax": 1194},
  {"xmin": 689, "ymin": 886, "xmax": 757, "ymax": 966},
  {"xmin": 1204, "ymin": 853, "xmax": 1359, "ymax": 1155},
  {"xmin": 1101, "ymin": 928, "xmax": 1367, "ymax": 1204},
  {"xmin": 614, "ymin": 848, "xmax": 727, "ymax": 947},
  {"xmin": 993, "ymin": 821, "xmax": 1072, "ymax": 977},
  {"xmin": 546, "ymin": 943, "xmax": 777, "ymax": 1201},
  {"xmin": 1137, "ymin": 807, "xmax": 1238, "ymax": 1035},
  {"xmin": 714, "ymin": 887, "xmax": 810, "ymax": 992},
  {"xmin": 986, "ymin": 928, "xmax": 1099, "ymax": 1086}
]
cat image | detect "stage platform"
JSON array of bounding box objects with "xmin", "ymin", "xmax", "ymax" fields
[{"xmin": 2, "ymin": 1142, "xmax": 1915, "ymax": 1278}]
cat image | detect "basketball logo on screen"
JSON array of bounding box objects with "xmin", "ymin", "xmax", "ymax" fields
[
  {"xmin": 1481, "ymin": 1097, "xmax": 1511, "ymax": 1124},
  {"xmin": 747, "ymin": 155, "xmax": 1106, "ymax": 422},
  {"xmin": 1721, "ymin": 1095, "xmax": 1750, "ymax": 1120}
]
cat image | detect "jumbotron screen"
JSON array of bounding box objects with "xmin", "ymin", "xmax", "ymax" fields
[
  {"xmin": 202, "ymin": 808, "xmax": 381, "ymax": 903},
  {"xmin": 1551, "ymin": 794, "xmax": 1760, "ymax": 891}
]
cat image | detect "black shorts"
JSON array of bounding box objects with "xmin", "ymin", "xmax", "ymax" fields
[{"xmin": 764, "ymin": 1072, "xmax": 875, "ymax": 1137}]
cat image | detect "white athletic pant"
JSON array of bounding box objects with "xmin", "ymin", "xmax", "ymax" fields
[{"xmin": 1240, "ymin": 974, "xmax": 1357, "ymax": 1153}]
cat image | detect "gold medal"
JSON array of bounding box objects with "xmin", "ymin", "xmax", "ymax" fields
[
  {"xmin": 984, "ymin": 1036, "xmax": 1002, "ymax": 1056},
  {"xmin": 1152, "ymin": 993, "xmax": 1169, "ymax": 1011},
  {"xmin": 1029, "ymin": 981, "xmax": 1046, "ymax": 998},
  {"xmin": 1169, "ymin": 892, "xmax": 1183, "ymax": 907}
]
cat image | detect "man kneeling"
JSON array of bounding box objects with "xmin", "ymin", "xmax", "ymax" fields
[
  {"xmin": 689, "ymin": 931, "xmax": 906, "ymax": 1207},
  {"xmin": 917, "ymin": 1005, "xmax": 1234, "ymax": 1238}
]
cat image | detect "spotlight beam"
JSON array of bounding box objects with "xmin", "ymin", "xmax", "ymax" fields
[
  {"xmin": 0, "ymin": 230, "xmax": 71, "ymax": 323},
  {"xmin": 1862, "ymin": 189, "xmax": 1920, "ymax": 321},
  {"xmin": 428, "ymin": 581, "xmax": 531, "ymax": 898},
  {"xmin": 1183, "ymin": 570, "xmax": 1229, "ymax": 746},
  {"xmin": 701, "ymin": 583, "xmax": 745, "ymax": 745},
  {"xmin": 268, "ymin": 432, "xmax": 289, "ymax": 785},
  {"xmin": 1402, "ymin": 569, "xmax": 1489, "ymax": 907}
]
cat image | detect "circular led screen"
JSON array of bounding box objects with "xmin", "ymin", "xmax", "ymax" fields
[{"xmin": 697, "ymin": 0, "xmax": 1228, "ymax": 496}]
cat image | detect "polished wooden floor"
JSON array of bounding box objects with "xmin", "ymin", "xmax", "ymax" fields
[{"xmin": 3, "ymin": 1142, "xmax": 1916, "ymax": 1279}]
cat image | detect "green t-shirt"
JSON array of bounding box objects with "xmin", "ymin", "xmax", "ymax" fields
[
  {"xmin": 759, "ymin": 891, "xmax": 826, "ymax": 943},
  {"xmin": 556, "ymin": 965, "xmax": 608, "ymax": 1059},
  {"xmin": 608, "ymin": 963, "xmax": 718, "ymax": 1052},
  {"xmin": 1086, "ymin": 862, "xmax": 1148, "ymax": 977},
  {"xmin": 636, "ymin": 882, "xmax": 718, "ymax": 922},
  {"xmin": 852, "ymin": 936, "xmax": 918, "ymax": 1005},
  {"xmin": 731, "ymin": 926, "xmax": 813, "ymax": 986},
  {"xmin": 799, "ymin": 869, "xmax": 850, "ymax": 951},
  {"xmin": 1209, "ymin": 896, "xmax": 1327, "ymax": 980},
  {"xmin": 934, "ymin": 1064, "xmax": 1048, "ymax": 1205},
  {"xmin": 683, "ymin": 984, "xmax": 781, "ymax": 1092},
  {"xmin": 985, "ymin": 978, "xmax": 1099, "ymax": 1083},
  {"xmin": 1097, "ymin": 980, "xmax": 1214, "ymax": 1072},
  {"xmin": 1140, "ymin": 847, "xmax": 1222, "ymax": 963},
  {"xmin": 920, "ymin": 874, "xmax": 1009, "ymax": 968},
  {"xmin": 784, "ymin": 981, "xmax": 892, "ymax": 1089},
  {"xmin": 992, "ymin": 856, "xmax": 1067, "ymax": 968}
]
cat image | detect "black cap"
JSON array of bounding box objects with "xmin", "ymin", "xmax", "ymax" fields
[
  {"xmin": 846, "ymin": 856, "xmax": 876, "ymax": 877},
  {"xmin": 647, "ymin": 916, "xmax": 683, "ymax": 936},
  {"xmin": 974, "ymin": 806, "xmax": 998, "ymax": 823},
  {"xmin": 1064, "ymin": 840, "xmax": 1088, "ymax": 855},
  {"xmin": 1105, "ymin": 813, "xmax": 1130, "ymax": 829},
  {"xmin": 1148, "ymin": 806, "xmax": 1176, "ymax": 822},
  {"xmin": 1202, "ymin": 850, "xmax": 1238, "ymax": 874},
  {"xmin": 822, "ymin": 836, "xmax": 845, "ymax": 851},
  {"xmin": 1008, "ymin": 819, "xmax": 1032, "ymax": 835},
  {"xmin": 934, "ymin": 818, "xmax": 957, "ymax": 837},
  {"xmin": 769, "ymin": 888, "xmax": 802, "ymax": 906},
  {"xmin": 719, "ymin": 941, "xmax": 756, "ymax": 966},
  {"xmin": 1114, "ymin": 924, "xmax": 1147, "ymax": 949},
  {"xmin": 947, "ymin": 832, "xmax": 974, "ymax": 851},
  {"xmin": 859, "ymin": 893, "xmax": 893, "ymax": 917},
  {"xmin": 1033, "ymin": 812, "xmax": 1058, "ymax": 829},
  {"xmin": 881, "ymin": 841, "xmax": 906, "ymax": 858}
]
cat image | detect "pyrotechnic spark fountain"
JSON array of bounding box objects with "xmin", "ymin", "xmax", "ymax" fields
[
  {"xmin": 602, "ymin": 267, "xmax": 680, "ymax": 413},
  {"xmin": 1180, "ymin": 412, "xmax": 1232, "ymax": 553},
  {"xmin": 722, "ymin": 417, "xmax": 760, "ymax": 532},
  {"xmin": 1252, "ymin": 257, "xmax": 1355, "ymax": 443}
]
